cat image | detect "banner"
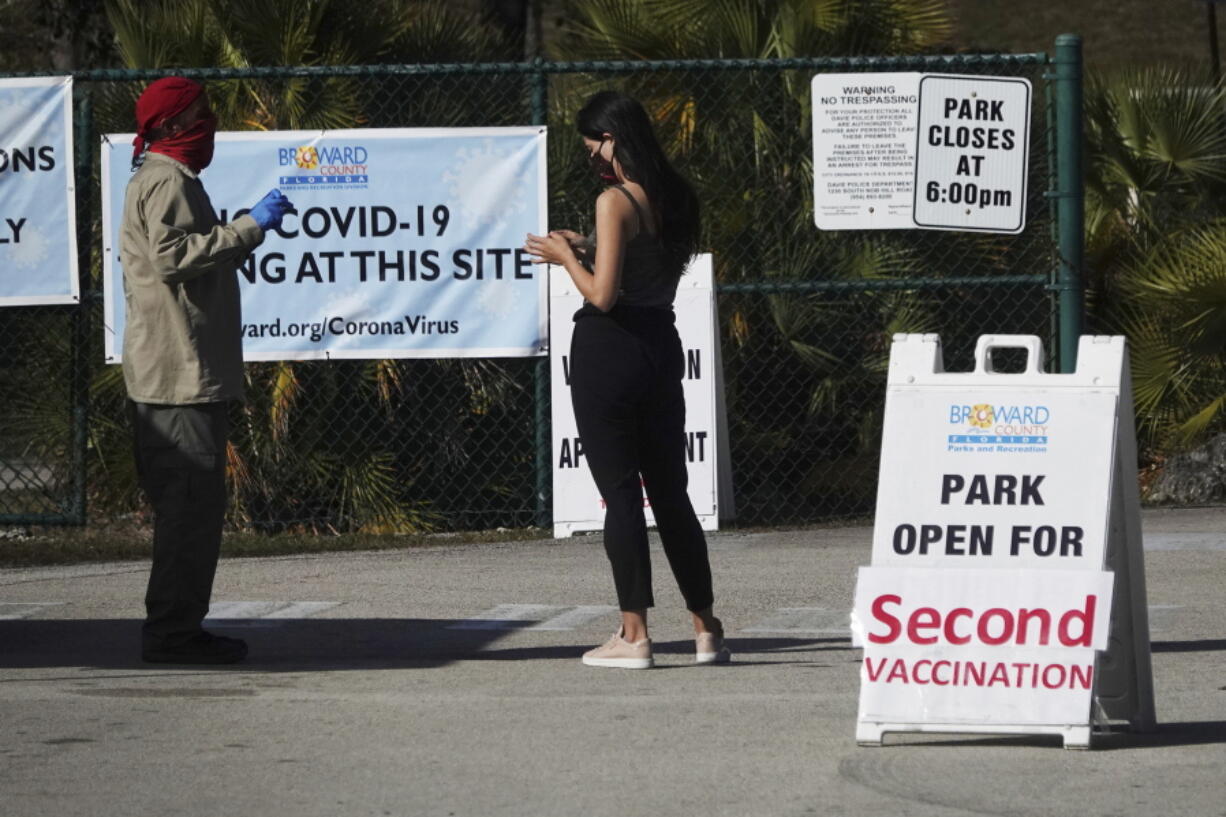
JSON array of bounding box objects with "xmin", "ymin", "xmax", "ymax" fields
[
  {"xmin": 0, "ymin": 76, "xmax": 78, "ymax": 306},
  {"xmin": 101, "ymin": 127, "xmax": 547, "ymax": 361}
]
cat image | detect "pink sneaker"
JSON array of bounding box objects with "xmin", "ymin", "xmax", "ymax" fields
[
  {"xmin": 696, "ymin": 620, "xmax": 731, "ymax": 664},
  {"xmin": 582, "ymin": 628, "xmax": 654, "ymax": 669}
]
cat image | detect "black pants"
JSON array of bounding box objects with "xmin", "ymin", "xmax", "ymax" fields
[
  {"xmin": 131, "ymin": 401, "xmax": 229, "ymax": 648},
  {"xmin": 569, "ymin": 305, "xmax": 714, "ymax": 613}
]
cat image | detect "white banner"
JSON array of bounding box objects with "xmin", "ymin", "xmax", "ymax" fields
[
  {"xmin": 852, "ymin": 566, "xmax": 1114, "ymax": 725},
  {"xmin": 101, "ymin": 126, "xmax": 547, "ymax": 361},
  {"xmin": 0, "ymin": 76, "xmax": 78, "ymax": 306},
  {"xmin": 550, "ymin": 254, "xmax": 719, "ymax": 538}
]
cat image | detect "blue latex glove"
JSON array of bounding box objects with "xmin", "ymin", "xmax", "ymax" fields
[{"xmin": 248, "ymin": 189, "xmax": 293, "ymax": 232}]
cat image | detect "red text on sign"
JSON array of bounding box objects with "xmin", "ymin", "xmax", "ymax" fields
[{"xmin": 866, "ymin": 593, "xmax": 1097, "ymax": 647}]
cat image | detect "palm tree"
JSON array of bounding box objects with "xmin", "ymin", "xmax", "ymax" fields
[{"xmin": 1084, "ymin": 66, "xmax": 1226, "ymax": 451}]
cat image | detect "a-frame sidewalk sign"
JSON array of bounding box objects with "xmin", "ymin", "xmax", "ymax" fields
[{"xmin": 852, "ymin": 334, "xmax": 1156, "ymax": 749}]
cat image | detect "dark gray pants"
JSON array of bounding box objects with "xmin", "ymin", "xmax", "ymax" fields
[{"xmin": 131, "ymin": 401, "xmax": 229, "ymax": 649}]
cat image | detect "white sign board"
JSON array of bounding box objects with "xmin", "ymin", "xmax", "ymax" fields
[
  {"xmin": 102, "ymin": 127, "xmax": 548, "ymax": 361},
  {"xmin": 811, "ymin": 73, "xmax": 920, "ymax": 230},
  {"xmin": 0, "ymin": 76, "xmax": 79, "ymax": 306},
  {"xmin": 912, "ymin": 75, "xmax": 1031, "ymax": 233},
  {"xmin": 872, "ymin": 388, "xmax": 1116, "ymax": 569},
  {"xmin": 811, "ymin": 72, "xmax": 1031, "ymax": 234},
  {"xmin": 852, "ymin": 334, "xmax": 1155, "ymax": 748},
  {"xmin": 853, "ymin": 566, "xmax": 1114, "ymax": 726},
  {"xmin": 550, "ymin": 254, "xmax": 720, "ymax": 538}
]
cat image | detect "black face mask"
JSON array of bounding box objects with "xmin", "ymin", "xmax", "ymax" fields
[{"xmin": 588, "ymin": 138, "xmax": 618, "ymax": 183}]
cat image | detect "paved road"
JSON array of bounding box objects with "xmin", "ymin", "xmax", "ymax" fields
[{"xmin": 1, "ymin": 507, "xmax": 1223, "ymax": 816}]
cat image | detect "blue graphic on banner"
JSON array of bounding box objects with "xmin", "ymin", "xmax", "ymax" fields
[
  {"xmin": 0, "ymin": 76, "xmax": 78, "ymax": 306},
  {"xmin": 102, "ymin": 127, "xmax": 547, "ymax": 361}
]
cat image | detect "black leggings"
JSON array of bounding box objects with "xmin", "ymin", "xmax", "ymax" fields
[{"xmin": 569, "ymin": 305, "xmax": 714, "ymax": 613}]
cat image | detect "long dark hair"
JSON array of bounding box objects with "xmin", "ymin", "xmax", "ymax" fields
[{"xmin": 576, "ymin": 91, "xmax": 700, "ymax": 277}]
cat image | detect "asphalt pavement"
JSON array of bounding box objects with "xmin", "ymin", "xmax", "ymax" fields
[{"xmin": 1, "ymin": 507, "xmax": 1223, "ymax": 817}]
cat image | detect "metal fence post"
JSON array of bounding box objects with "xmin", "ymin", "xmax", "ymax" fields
[
  {"xmin": 68, "ymin": 83, "xmax": 93, "ymax": 525},
  {"xmin": 1053, "ymin": 34, "xmax": 1085, "ymax": 373},
  {"xmin": 530, "ymin": 59, "xmax": 551, "ymax": 530}
]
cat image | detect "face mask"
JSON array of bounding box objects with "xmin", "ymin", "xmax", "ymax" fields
[
  {"xmin": 150, "ymin": 112, "xmax": 217, "ymax": 173},
  {"xmin": 588, "ymin": 138, "xmax": 618, "ymax": 184}
]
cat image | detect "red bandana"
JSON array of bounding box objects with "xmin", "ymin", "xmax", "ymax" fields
[{"xmin": 132, "ymin": 77, "xmax": 216, "ymax": 173}]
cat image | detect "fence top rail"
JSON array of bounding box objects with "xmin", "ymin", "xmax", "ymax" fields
[{"xmin": 0, "ymin": 52, "xmax": 1051, "ymax": 82}]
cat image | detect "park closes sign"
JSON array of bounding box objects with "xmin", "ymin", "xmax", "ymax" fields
[
  {"xmin": 912, "ymin": 75, "xmax": 1030, "ymax": 233},
  {"xmin": 811, "ymin": 72, "xmax": 1031, "ymax": 233}
]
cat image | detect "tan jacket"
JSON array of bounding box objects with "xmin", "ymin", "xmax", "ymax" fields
[{"xmin": 119, "ymin": 152, "xmax": 264, "ymax": 404}]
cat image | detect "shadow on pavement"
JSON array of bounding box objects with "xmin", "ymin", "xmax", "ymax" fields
[
  {"xmin": 1151, "ymin": 639, "xmax": 1226, "ymax": 653},
  {"xmin": 462, "ymin": 635, "xmax": 849, "ymax": 665},
  {"xmin": 0, "ymin": 618, "xmax": 520, "ymax": 671},
  {"xmin": 0, "ymin": 622, "xmax": 853, "ymax": 671},
  {"xmin": 879, "ymin": 721, "xmax": 1226, "ymax": 750},
  {"xmin": 1095, "ymin": 721, "xmax": 1226, "ymax": 749}
]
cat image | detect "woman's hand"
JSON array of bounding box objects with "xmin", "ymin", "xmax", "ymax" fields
[
  {"xmin": 523, "ymin": 232, "xmax": 578, "ymax": 266},
  {"xmin": 552, "ymin": 229, "xmax": 586, "ymax": 247}
]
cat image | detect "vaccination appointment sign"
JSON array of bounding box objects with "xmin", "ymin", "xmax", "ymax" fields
[
  {"xmin": 101, "ymin": 127, "xmax": 548, "ymax": 361},
  {"xmin": 0, "ymin": 76, "xmax": 79, "ymax": 306}
]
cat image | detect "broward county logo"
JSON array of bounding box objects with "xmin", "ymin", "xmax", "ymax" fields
[
  {"xmin": 947, "ymin": 401, "xmax": 1050, "ymax": 453},
  {"xmin": 294, "ymin": 146, "xmax": 319, "ymax": 170},
  {"xmin": 278, "ymin": 143, "xmax": 369, "ymax": 188},
  {"xmin": 967, "ymin": 403, "xmax": 994, "ymax": 429}
]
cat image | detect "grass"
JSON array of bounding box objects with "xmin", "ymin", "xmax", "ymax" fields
[{"xmin": 0, "ymin": 520, "xmax": 554, "ymax": 568}]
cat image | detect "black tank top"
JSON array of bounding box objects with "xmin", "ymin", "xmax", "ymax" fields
[{"xmin": 580, "ymin": 185, "xmax": 678, "ymax": 310}]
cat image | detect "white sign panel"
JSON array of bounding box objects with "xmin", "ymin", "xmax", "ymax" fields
[
  {"xmin": 551, "ymin": 254, "xmax": 719, "ymax": 538},
  {"xmin": 852, "ymin": 566, "xmax": 1114, "ymax": 725},
  {"xmin": 912, "ymin": 74, "xmax": 1031, "ymax": 233},
  {"xmin": 0, "ymin": 76, "xmax": 79, "ymax": 306},
  {"xmin": 101, "ymin": 127, "xmax": 547, "ymax": 361},
  {"xmin": 854, "ymin": 334, "xmax": 1151, "ymax": 747},
  {"xmin": 872, "ymin": 389, "xmax": 1118, "ymax": 570},
  {"xmin": 811, "ymin": 73, "xmax": 920, "ymax": 230}
]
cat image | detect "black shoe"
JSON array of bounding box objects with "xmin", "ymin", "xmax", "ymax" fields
[{"xmin": 142, "ymin": 631, "xmax": 248, "ymax": 665}]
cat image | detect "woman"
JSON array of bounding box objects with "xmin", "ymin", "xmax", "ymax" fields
[{"xmin": 524, "ymin": 91, "xmax": 729, "ymax": 669}]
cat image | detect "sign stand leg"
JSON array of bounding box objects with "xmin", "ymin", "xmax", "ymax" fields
[
  {"xmin": 1062, "ymin": 726, "xmax": 1092, "ymax": 750},
  {"xmin": 1092, "ymin": 347, "xmax": 1157, "ymax": 733},
  {"xmin": 855, "ymin": 723, "xmax": 886, "ymax": 746}
]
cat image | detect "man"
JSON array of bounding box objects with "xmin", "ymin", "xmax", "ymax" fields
[{"xmin": 121, "ymin": 76, "xmax": 292, "ymax": 664}]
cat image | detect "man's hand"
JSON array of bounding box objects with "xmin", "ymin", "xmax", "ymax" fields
[{"xmin": 249, "ymin": 189, "xmax": 293, "ymax": 232}]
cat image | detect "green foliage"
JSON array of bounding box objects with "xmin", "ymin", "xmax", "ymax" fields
[
  {"xmin": 551, "ymin": 0, "xmax": 952, "ymax": 60},
  {"xmin": 1085, "ymin": 66, "xmax": 1226, "ymax": 450},
  {"xmin": 1113, "ymin": 223, "xmax": 1226, "ymax": 446}
]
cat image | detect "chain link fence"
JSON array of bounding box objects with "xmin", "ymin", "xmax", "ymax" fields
[{"xmin": 0, "ymin": 50, "xmax": 1078, "ymax": 532}]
